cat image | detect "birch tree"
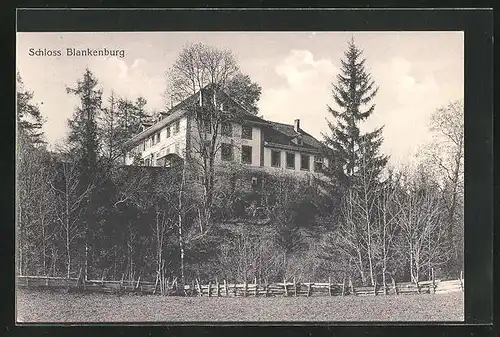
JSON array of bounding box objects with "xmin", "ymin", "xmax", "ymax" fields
[
  {"xmin": 424, "ymin": 100, "xmax": 464, "ymax": 272},
  {"xmin": 51, "ymin": 158, "xmax": 93, "ymax": 278}
]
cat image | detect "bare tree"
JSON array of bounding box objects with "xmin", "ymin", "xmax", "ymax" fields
[
  {"xmin": 51, "ymin": 158, "xmax": 93, "ymax": 278},
  {"xmin": 168, "ymin": 42, "xmax": 241, "ymax": 232},
  {"xmin": 17, "ymin": 134, "xmax": 55, "ymax": 275},
  {"xmin": 424, "ymin": 100, "xmax": 464, "ymax": 271},
  {"xmin": 374, "ymin": 172, "xmax": 400, "ymax": 290},
  {"xmin": 392, "ymin": 167, "xmax": 444, "ymax": 283}
]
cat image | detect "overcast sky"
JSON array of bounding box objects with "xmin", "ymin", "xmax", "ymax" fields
[{"xmin": 16, "ymin": 31, "xmax": 463, "ymax": 166}]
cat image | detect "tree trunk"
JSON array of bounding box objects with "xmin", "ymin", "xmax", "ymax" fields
[
  {"xmin": 357, "ymin": 248, "xmax": 366, "ymax": 285},
  {"xmin": 178, "ymin": 162, "xmax": 186, "ymax": 284}
]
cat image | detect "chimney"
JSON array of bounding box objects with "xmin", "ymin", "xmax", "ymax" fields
[{"xmin": 294, "ymin": 119, "xmax": 300, "ymax": 133}]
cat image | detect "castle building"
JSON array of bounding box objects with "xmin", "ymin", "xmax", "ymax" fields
[{"xmin": 124, "ymin": 86, "xmax": 327, "ymax": 176}]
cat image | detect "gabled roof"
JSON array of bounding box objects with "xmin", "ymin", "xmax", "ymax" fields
[
  {"xmin": 264, "ymin": 121, "xmax": 323, "ymax": 151},
  {"xmin": 124, "ymin": 85, "xmax": 270, "ymax": 146}
]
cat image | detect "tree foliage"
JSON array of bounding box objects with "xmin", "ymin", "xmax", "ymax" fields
[
  {"xmin": 225, "ymin": 72, "xmax": 262, "ymax": 114},
  {"xmin": 17, "ymin": 71, "xmax": 45, "ymax": 145},
  {"xmin": 322, "ymin": 39, "xmax": 387, "ymax": 189}
]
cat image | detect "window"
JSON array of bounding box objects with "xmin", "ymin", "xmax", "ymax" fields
[
  {"xmin": 145, "ymin": 158, "xmax": 151, "ymax": 166},
  {"xmin": 286, "ymin": 152, "xmax": 295, "ymax": 169},
  {"xmin": 242, "ymin": 125, "xmax": 252, "ymax": 140},
  {"xmin": 141, "ymin": 141, "xmax": 146, "ymax": 151},
  {"xmin": 301, "ymin": 154, "xmax": 310, "ymax": 171},
  {"xmin": 271, "ymin": 150, "xmax": 281, "ymax": 167},
  {"xmin": 174, "ymin": 120, "xmax": 180, "ymax": 135},
  {"xmin": 221, "ymin": 121, "xmax": 232, "ymax": 137},
  {"xmin": 241, "ymin": 145, "xmax": 252, "ymax": 164},
  {"xmin": 314, "ymin": 157, "xmax": 324, "ymax": 172},
  {"xmin": 166, "ymin": 126, "xmax": 171, "ymax": 138},
  {"xmin": 152, "ymin": 133, "xmax": 160, "ymax": 145},
  {"xmin": 221, "ymin": 143, "xmax": 233, "ymax": 161}
]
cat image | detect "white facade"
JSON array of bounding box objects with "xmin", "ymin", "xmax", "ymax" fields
[
  {"xmin": 124, "ymin": 90, "xmax": 326, "ymax": 178},
  {"xmin": 188, "ymin": 120, "xmax": 263, "ymax": 168},
  {"xmin": 125, "ymin": 115, "xmax": 188, "ymax": 166}
]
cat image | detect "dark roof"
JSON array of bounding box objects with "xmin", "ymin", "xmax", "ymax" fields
[
  {"xmin": 264, "ymin": 121, "xmax": 323, "ymax": 150},
  {"xmin": 124, "ymin": 85, "xmax": 322, "ymax": 152}
]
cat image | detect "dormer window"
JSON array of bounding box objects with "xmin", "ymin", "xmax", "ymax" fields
[{"xmin": 291, "ymin": 136, "xmax": 303, "ymax": 146}]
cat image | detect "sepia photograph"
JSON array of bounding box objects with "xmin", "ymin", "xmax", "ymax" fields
[{"xmin": 16, "ymin": 29, "xmax": 465, "ymax": 323}]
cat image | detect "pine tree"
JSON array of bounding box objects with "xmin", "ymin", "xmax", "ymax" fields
[
  {"xmin": 66, "ymin": 68, "xmax": 102, "ymax": 279},
  {"xmin": 117, "ymin": 96, "xmax": 150, "ymax": 140},
  {"xmin": 323, "ymin": 38, "xmax": 388, "ymax": 189},
  {"xmin": 66, "ymin": 68, "xmax": 101, "ymax": 172},
  {"xmin": 17, "ymin": 71, "xmax": 45, "ymax": 145}
]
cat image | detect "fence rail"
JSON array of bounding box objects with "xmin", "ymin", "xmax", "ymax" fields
[{"xmin": 17, "ymin": 272, "xmax": 464, "ymax": 297}]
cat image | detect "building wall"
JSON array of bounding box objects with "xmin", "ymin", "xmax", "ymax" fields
[
  {"xmin": 124, "ymin": 113, "xmax": 329, "ymax": 175},
  {"xmin": 263, "ymin": 147, "xmax": 323, "ymax": 174},
  {"xmin": 125, "ymin": 116, "xmax": 188, "ymax": 165},
  {"xmin": 188, "ymin": 120, "xmax": 262, "ymax": 167}
]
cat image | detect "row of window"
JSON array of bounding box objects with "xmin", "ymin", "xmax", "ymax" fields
[
  {"xmin": 203, "ymin": 121, "xmax": 253, "ymax": 140},
  {"xmin": 142, "ymin": 143, "xmax": 181, "ymax": 166},
  {"xmin": 217, "ymin": 144, "xmax": 323, "ymax": 171},
  {"xmin": 140, "ymin": 120, "xmax": 181, "ymax": 151},
  {"xmin": 271, "ymin": 150, "xmax": 323, "ymax": 171}
]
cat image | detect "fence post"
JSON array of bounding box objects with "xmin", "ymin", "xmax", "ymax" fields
[
  {"xmin": 233, "ymin": 281, "xmax": 237, "ymax": 296},
  {"xmin": 431, "ymin": 268, "xmax": 436, "ymax": 294},
  {"xmin": 196, "ymin": 278, "xmax": 202, "ymax": 296},
  {"xmin": 136, "ymin": 276, "xmax": 141, "ymax": 290},
  {"xmin": 392, "ymin": 277, "xmax": 398, "ymax": 295},
  {"xmin": 224, "ymin": 279, "xmax": 228, "ymax": 297},
  {"xmin": 76, "ymin": 267, "xmax": 82, "ymax": 288},
  {"xmin": 265, "ymin": 280, "xmax": 269, "ymax": 297},
  {"xmin": 283, "ymin": 278, "xmax": 288, "ymax": 297},
  {"xmin": 328, "ymin": 277, "xmax": 332, "ymax": 296},
  {"xmin": 307, "ymin": 282, "xmax": 311, "ymax": 297},
  {"xmin": 208, "ymin": 281, "xmax": 212, "ymax": 297},
  {"xmin": 244, "ymin": 279, "xmax": 248, "ymax": 297},
  {"xmin": 349, "ymin": 277, "xmax": 355, "ymax": 296},
  {"xmin": 216, "ymin": 278, "xmax": 220, "ymax": 297},
  {"xmin": 341, "ymin": 278, "xmax": 345, "ymax": 297},
  {"xmin": 293, "ymin": 277, "xmax": 297, "ymax": 297},
  {"xmin": 254, "ymin": 277, "xmax": 258, "ymax": 297}
]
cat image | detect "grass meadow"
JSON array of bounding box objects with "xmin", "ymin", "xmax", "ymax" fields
[{"xmin": 16, "ymin": 289, "xmax": 464, "ymax": 323}]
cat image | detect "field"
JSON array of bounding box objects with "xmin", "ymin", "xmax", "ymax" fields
[{"xmin": 16, "ymin": 289, "xmax": 464, "ymax": 322}]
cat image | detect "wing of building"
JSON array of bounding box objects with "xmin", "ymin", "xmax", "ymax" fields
[{"xmin": 123, "ymin": 86, "xmax": 328, "ymax": 176}]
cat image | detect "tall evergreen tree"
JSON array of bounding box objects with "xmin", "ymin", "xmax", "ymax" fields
[
  {"xmin": 17, "ymin": 71, "xmax": 45, "ymax": 145},
  {"xmin": 117, "ymin": 96, "xmax": 151, "ymax": 140},
  {"xmin": 322, "ymin": 38, "xmax": 388, "ymax": 189},
  {"xmin": 66, "ymin": 68, "xmax": 102, "ymax": 279},
  {"xmin": 67, "ymin": 69, "xmax": 101, "ymax": 172}
]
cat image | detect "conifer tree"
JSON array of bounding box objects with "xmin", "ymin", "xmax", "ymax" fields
[
  {"xmin": 17, "ymin": 71, "xmax": 45, "ymax": 145},
  {"xmin": 323, "ymin": 39, "xmax": 388, "ymax": 189},
  {"xmin": 66, "ymin": 68, "xmax": 102, "ymax": 279}
]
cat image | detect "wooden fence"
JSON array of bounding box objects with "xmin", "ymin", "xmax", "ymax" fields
[{"xmin": 17, "ymin": 273, "xmax": 464, "ymax": 297}]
